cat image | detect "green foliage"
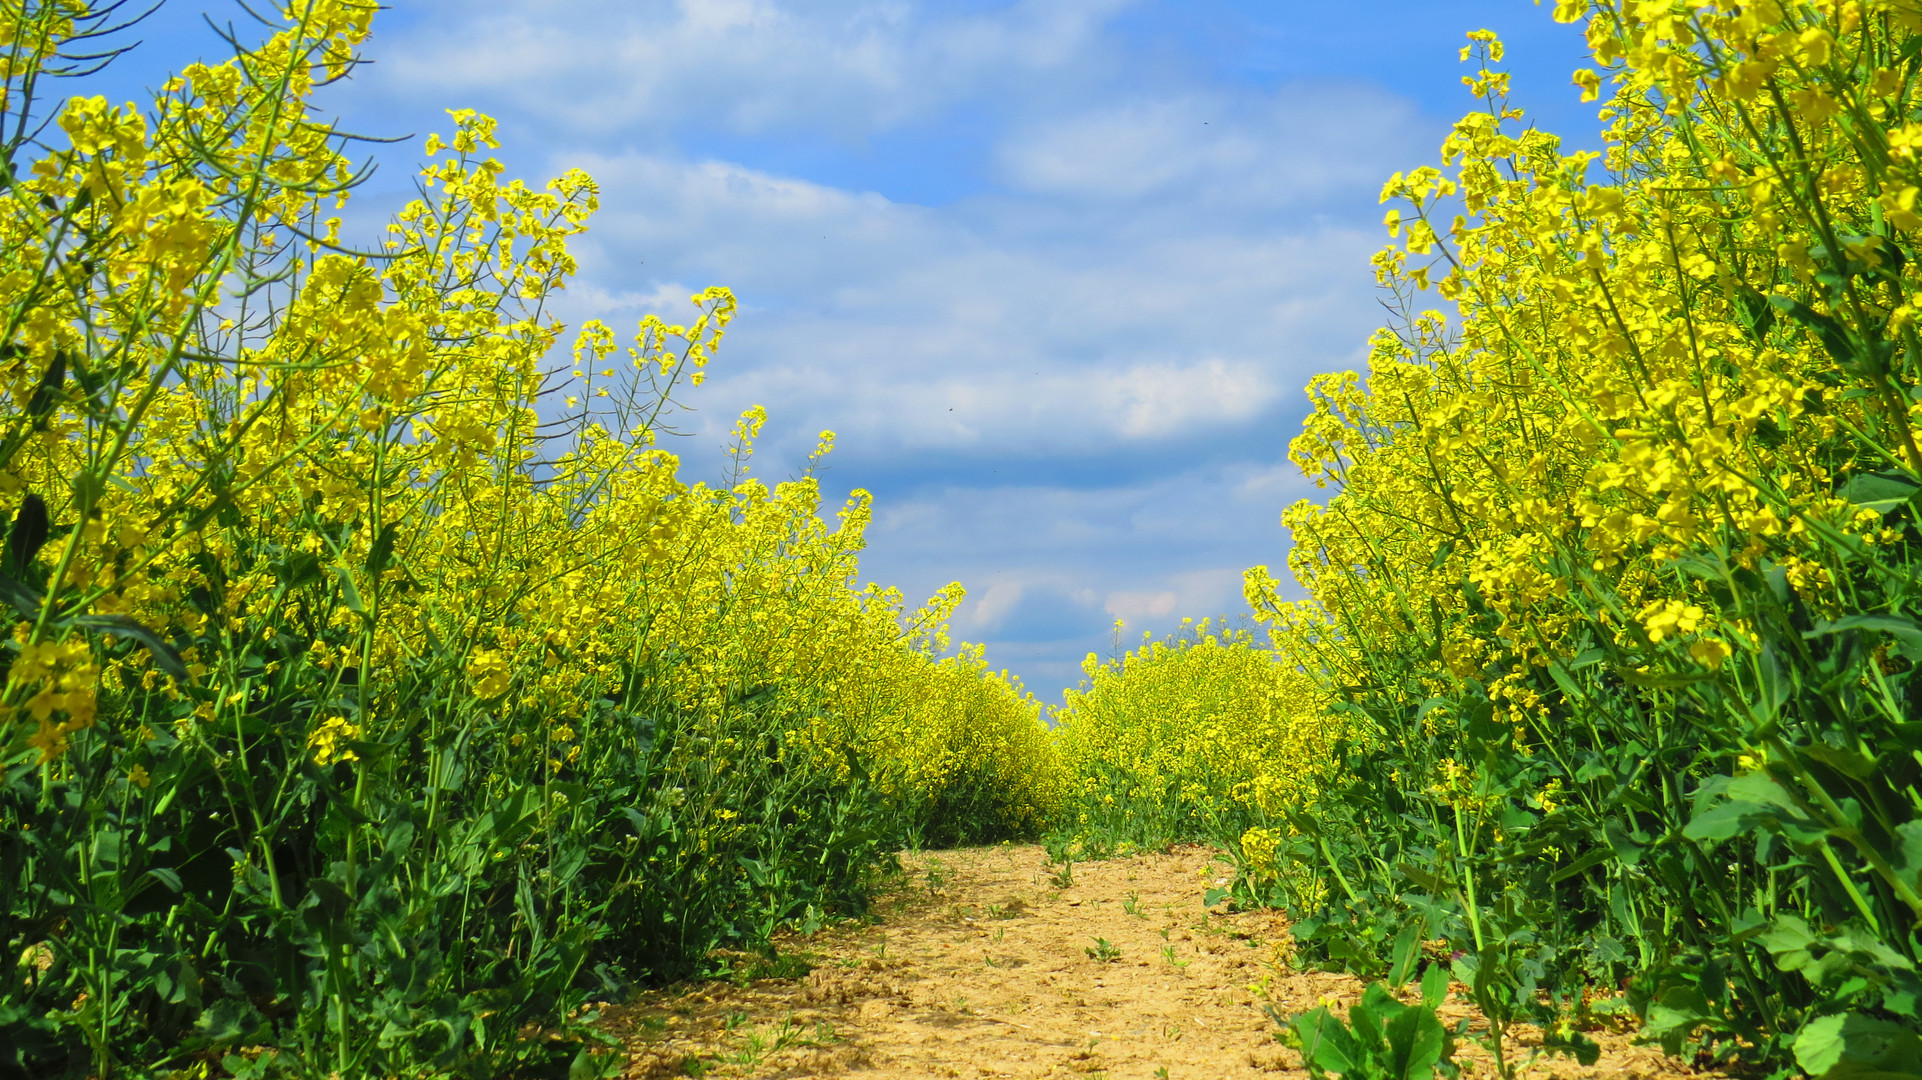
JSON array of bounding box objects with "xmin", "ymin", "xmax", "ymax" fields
[
  {"xmin": 0, "ymin": 652, "xmax": 908, "ymax": 1079},
  {"xmin": 1283, "ymin": 966, "xmax": 1457, "ymax": 1080},
  {"xmin": 1047, "ymin": 618, "xmax": 1335, "ymax": 862},
  {"xmin": 1242, "ymin": 4, "xmax": 1922, "ymax": 1077},
  {"xmin": 1795, "ymin": 1012, "xmax": 1922, "ymax": 1080},
  {"xmin": 1047, "ymin": 857, "xmax": 1074, "ymax": 890},
  {"xmin": 0, "ymin": 5, "xmax": 1051, "ymax": 1078}
]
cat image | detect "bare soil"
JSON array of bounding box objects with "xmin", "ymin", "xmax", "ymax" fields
[{"xmin": 596, "ymin": 844, "xmax": 1706, "ymax": 1080}]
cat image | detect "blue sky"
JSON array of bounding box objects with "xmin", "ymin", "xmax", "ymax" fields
[{"xmin": 74, "ymin": 1, "xmax": 1594, "ymax": 702}]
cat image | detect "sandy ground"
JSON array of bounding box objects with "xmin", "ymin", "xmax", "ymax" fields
[{"xmin": 595, "ymin": 844, "xmax": 1706, "ymax": 1080}]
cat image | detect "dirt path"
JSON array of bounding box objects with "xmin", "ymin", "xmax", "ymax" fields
[{"xmin": 598, "ymin": 844, "xmax": 1700, "ymax": 1080}]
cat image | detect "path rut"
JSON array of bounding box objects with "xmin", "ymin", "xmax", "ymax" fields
[{"xmin": 597, "ymin": 844, "xmax": 1704, "ymax": 1080}]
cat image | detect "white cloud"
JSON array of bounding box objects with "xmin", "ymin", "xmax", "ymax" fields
[
  {"xmin": 859, "ymin": 460, "xmax": 1308, "ymax": 642},
  {"xmin": 1102, "ymin": 360, "xmax": 1274, "ymax": 439},
  {"xmin": 1105, "ymin": 589, "xmax": 1177, "ymax": 621},
  {"xmin": 545, "ymin": 148, "xmax": 1382, "ymax": 468},
  {"xmin": 964, "ymin": 579, "xmax": 1025, "ymax": 632},
  {"xmin": 566, "ymin": 280, "xmax": 701, "ymax": 319},
  {"xmin": 997, "ymin": 83, "xmax": 1428, "ymax": 207},
  {"xmin": 371, "ymin": 0, "xmax": 1140, "ymax": 140}
]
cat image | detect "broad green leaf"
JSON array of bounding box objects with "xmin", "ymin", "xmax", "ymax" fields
[
  {"xmin": 1549, "ymin": 845, "xmax": 1616, "ymax": 882},
  {"xmin": 1726, "ymin": 771, "xmax": 1796, "ymax": 808},
  {"xmin": 1762, "ymin": 914, "xmax": 1817, "ymax": 972},
  {"xmin": 1841, "ymin": 472, "xmax": 1922, "ymax": 514},
  {"xmin": 1684, "ymin": 800, "xmax": 1774, "ymax": 842},
  {"xmin": 1542, "ymin": 1027, "xmax": 1601, "ymax": 1067},
  {"xmin": 0, "ymin": 574, "xmax": 40, "ymax": 617},
  {"xmin": 1801, "ymin": 742, "xmax": 1881, "ymax": 781},
  {"xmin": 74, "ymin": 614, "xmax": 187, "ymax": 678},
  {"xmin": 1795, "ymin": 1012, "xmax": 1922, "ymax": 1079},
  {"xmin": 1398, "ymin": 862, "xmax": 1448, "ymax": 894},
  {"xmin": 1420, "ymin": 962, "xmax": 1449, "ymax": 1010},
  {"xmin": 1769, "ymin": 293, "xmax": 1860, "ymax": 370},
  {"xmin": 1384, "ymin": 1000, "xmax": 1448, "ymax": 1080},
  {"xmin": 1643, "ymin": 985, "xmax": 1715, "ymax": 1056},
  {"xmin": 332, "ymin": 562, "xmax": 366, "ymax": 615},
  {"xmin": 1389, "ymin": 923, "xmax": 1423, "ymax": 989},
  {"xmin": 365, "ymin": 522, "xmax": 399, "ymax": 578},
  {"xmin": 1808, "ymin": 615, "xmax": 1922, "ymax": 662},
  {"xmin": 1894, "ymin": 822, "xmax": 1922, "ymax": 884},
  {"xmin": 1295, "ymin": 1006, "xmax": 1362, "ymax": 1079},
  {"xmin": 5, "ymin": 492, "xmax": 46, "ymax": 580}
]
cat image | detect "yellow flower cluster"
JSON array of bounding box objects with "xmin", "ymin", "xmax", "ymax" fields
[
  {"xmin": 1246, "ymin": 3, "xmax": 1922, "ymax": 740},
  {"xmin": 1051, "ymin": 618, "xmax": 1338, "ymax": 853},
  {"xmin": 13, "ymin": 623, "xmax": 98, "ymax": 761},
  {"xmin": 1240, "ymin": 825, "xmax": 1283, "ymax": 880}
]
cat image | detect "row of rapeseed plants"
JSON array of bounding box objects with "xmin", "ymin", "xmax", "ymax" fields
[
  {"xmin": 1054, "ymin": 1, "xmax": 1922, "ymax": 1077},
  {"xmin": 0, "ymin": 3, "xmax": 1061, "ymax": 1077},
  {"xmin": 1047, "ymin": 619, "xmax": 1335, "ymax": 862}
]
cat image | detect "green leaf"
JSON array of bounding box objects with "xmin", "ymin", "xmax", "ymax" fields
[
  {"xmin": 194, "ymin": 997, "xmax": 262, "ymax": 1043},
  {"xmin": 1398, "ymin": 862, "xmax": 1448, "ymax": 894},
  {"xmin": 1420, "ymin": 962, "xmax": 1450, "ymax": 1010},
  {"xmin": 1389, "ymin": 923, "xmax": 1422, "ymax": 989},
  {"xmin": 1726, "ymin": 771, "xmax": 1797, "ymax": 808},
  {"xmin": 1762, "ymin": 914, "xmax": 1818, "ymax": 972},
  {"xmin": 1642, "ymin": 985, "xmax": 1714, "ymax": 1056},
  {"xmin": 365, "ymin": 523, "xmax": 398, "ymax": 579},
  {"xmin": 0, "ymin": 574, "xmax": 41, "ymax": 618},
  {"xmin": 1795, "ymin": 1012, "xmax": 1922, "ymax": 1079},
  {"xmin": 1802, "ymin": 742, "xmax": 1880, "ymax": 781},
  {"xmin": 1841, "ymin": 472, "xmax": 1922, "ymax": 514},
  {"xmin": 1684, "ymin": 800, "xmax": 1774, "ymax": 842},
  {"xmin": 1755, "ymin": 644, "xmax": 1790, "ymax": 725},
  {"xmin": 1614, "ymin": 665, "xmax": 1716, "ymax": 688},
  {"xmin": 1383, "ymin": 1000, "xmax": 1448, "ymax": 1080},
  {"xmin": 1671, "ymin": 552, "xmax": 1727, "ymax": 582},
  {"xmin": 1542, "ymin": 1027, "xmax": 1602, "ymax": 1067},
  {"xmin": 74, "ymin": 615, "xmax": 187, "ymax": 679},
  {"xmin": 1770, "ymin": 294, "xmax": 1862, "ymax": 371},
  {"xmin": 1736, "ymin": 285, "xmax": 1778, "ymax": 342},
  {"xmin": 1603, "ymin": 820, "xmax": 1646, "ymax": 865},
  {"xmin": 1548, "ymin": 845, "xmax": 1616, "ymax": 883},
  {"xmin": 1295, "ymin": 1006, "xmax": 1362, "ymax": 1079},
  {"xmin": 275, "ymin": 549, "xmax": 324, "ymax": 590},
  {"xmin": 569, "ymin": 1047, "xmax": 623, "ymax": 1080},
  {"xmin": 5, "ymin": 492, "xmax": 46, "ymax": 580},
  {"xmin": 1546, "ymin": 660, "xmax": 1583, "ymax": 703},
  {"xmin": 331, "ymin": 562, "xmax": 366, "ymax": 616},
  {"xmin": 24, "ymin": 351, "xmax": 64, "ymax": 428},
  {"xmin": 139, "ymin": 866, "xmax": 182, "ymax": 894},
  {"xmin": 306, "ymin": 877, "xmax": 352, "ymax": 916},
  {"xmin": 1894, "ymin": 822, "xmax": 1922, "ymax": 885},
  {"xmin": 1809, "ymin": 615, "xmax": 1922, "ymax": 662},
  {"xmin": 1352, "ymin": 990, "xmax": 1392, "ymax": 1054}
]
